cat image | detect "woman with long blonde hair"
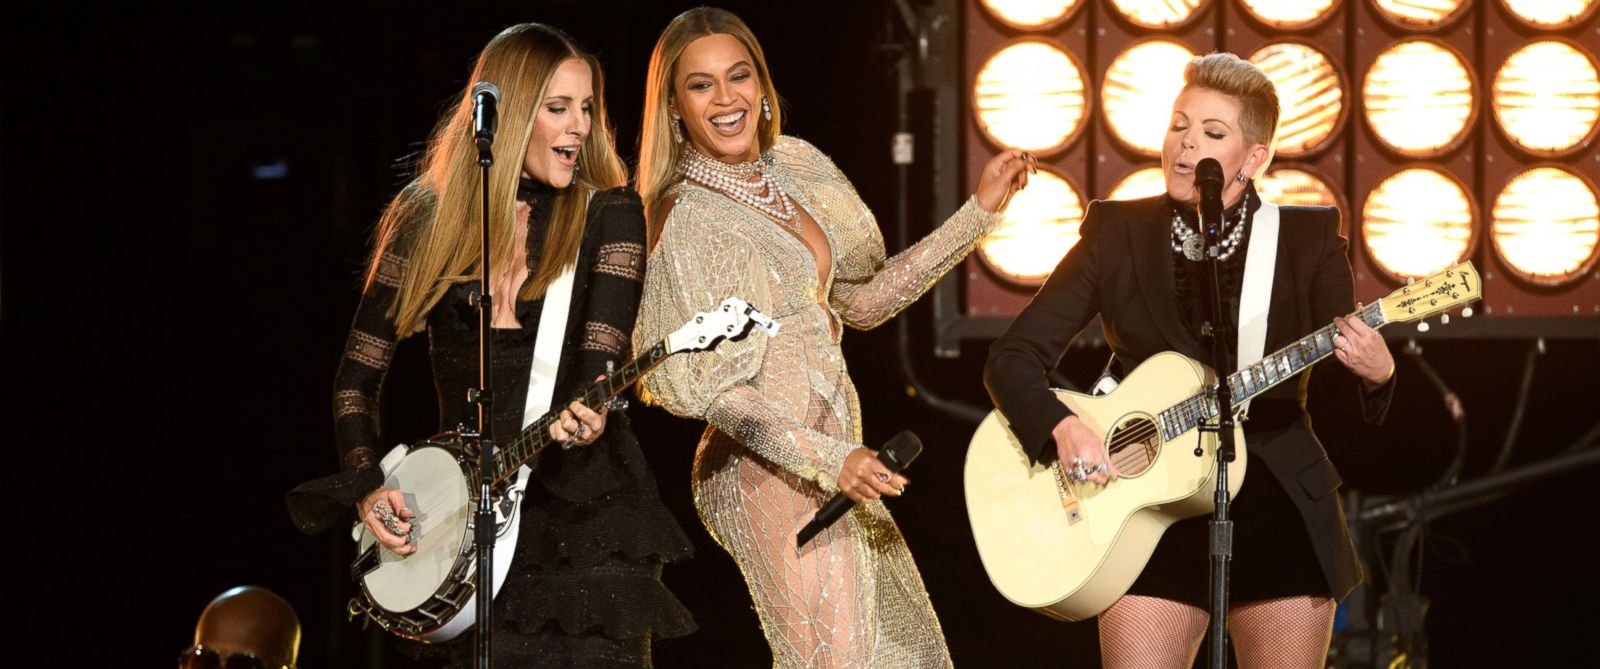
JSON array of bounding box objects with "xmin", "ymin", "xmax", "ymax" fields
[
  {"xmin": 289, "ymin": 23, "xmax": 694, "ymax": 668},
  {"xmin": 632, "ymin": 8, "xmax": 1032, "ymax": 667}
]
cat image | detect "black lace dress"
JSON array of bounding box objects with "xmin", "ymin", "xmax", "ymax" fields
[{"xmin": 289, "ymin": 179, "xmax": 695, "ymax": 668}]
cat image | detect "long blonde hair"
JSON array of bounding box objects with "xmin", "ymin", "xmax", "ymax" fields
[
  {"xmin": 637, "ymin": 7, "xmax": 782, "ymax": 249},
  {"xmin": 370, "ymin": 23, "xmax": 628, "ymax": 336}
]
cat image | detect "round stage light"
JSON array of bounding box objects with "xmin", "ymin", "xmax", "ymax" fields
[
  {"xmin": 973, "ymin": 40, "xmax": 1088, "ymax": 155},
  {"xmin": 1250, "ymin": 42, "xmax": 1345, "ymax": 157},
  {"xmin": 978, "ymin": 166, "xmax": 1086, "ymax": 285},
  {"xmin": 1491, "ymin": 167, "xmax": 1600, "ymax": 287},
  {"xmin": 1238, "ymin": 0, "xmax": 1339, "ymax": 29},
  {"xmin": 1257, "ymin": 167, "xmax": 1341, "ymax": 209},
  {"xmin": 1492, "ymin": 40, "xmax": 1600, "ymax": 157},
  {"xmin": 1108, "ymin": 0, "xmax": 1209, "ymax": 29},
  {"xmin": 1500, "ymin": 0, "xmax": 1599, "ymax": 29},
  {"xmin": 981, "ymin": 0, "xmax": 1083, "ymax": 29},
  {"xmin": 1363, "ymin": 40, "xmax": 1476, "ymax": 157},
  {"xmin": 1373, "ymin": 0, "xmax": 1469, "ymax": 29},
  {"xmin": 1108, "ymin": 166, "xmax": 1167, "ymax": 201},
  {"xmin": 1103, "ymin": 40, "xmax": 1196, "ymax": 157},
  {"xmin": 1362, "ymin": 167, "xmax": 1476, "ymax": 282}
]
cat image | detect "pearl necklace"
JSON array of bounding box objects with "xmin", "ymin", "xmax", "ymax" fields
[
  {"xmin": 1171, "ymin": 190, "xmax": 1250, "ymax": 262},
  {"xmin": 682, "ymin": 149, "xmax": 797, "ymax": 226}
]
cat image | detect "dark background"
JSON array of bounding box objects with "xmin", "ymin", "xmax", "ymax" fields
[{"xmin": 3, "ymin": 1, "xmax": 1595, "ymax": 667}]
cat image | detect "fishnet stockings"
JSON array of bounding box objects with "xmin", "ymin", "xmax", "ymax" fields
[{"xmin": 1099, "ymin": 594, "xmax": 1335, "ymax": 669}]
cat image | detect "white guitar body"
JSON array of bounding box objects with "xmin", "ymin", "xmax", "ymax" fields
[
  {"xmin": 351, "ymin": 442, "xmax": 530, "ymax": 642},
  {"xmin": 966, "ymin": 352, "xmax": 1245, "ymax": 621}
]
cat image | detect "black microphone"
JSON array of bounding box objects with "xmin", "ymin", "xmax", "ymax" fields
[
  {"xmin": 796, "ymin": 430, "xmax": 923, "ymax": 549},
  {"xmin": 1195, "ymin": 157, "xmax": 1225, "ymax": 252},
  {"xmin": 472, "ymin": 81, "xmax": 500, "ymax": 153}
]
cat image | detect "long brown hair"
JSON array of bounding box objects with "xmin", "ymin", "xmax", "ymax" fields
[
  {"xmin": 370, "ymin": 23, "xmax": 628, "ymax": 336},
  {"xmin": 637, "ymin": 7, "xmax": 782, "ymax": 249}
]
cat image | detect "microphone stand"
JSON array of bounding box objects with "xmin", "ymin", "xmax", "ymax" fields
[
  {"xmin": 470, "ymin": 129, "xmax": 496, "ymax": 669},
  {"xmin": 1198, "ymin": 180, "xmax": 1237, "ymax": 669}
]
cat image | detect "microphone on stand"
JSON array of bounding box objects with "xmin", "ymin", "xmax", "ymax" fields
[
  {"xmin": 472, "ymin": 81, "xmax": 500, "ymax": 154},
  {"xmin": 796, "ymin": 431, "xmax": 923, "ymax": 549},
  {"xmin": 1195, "ymin": 157, "xmax": 1225, "ymax": 254}
]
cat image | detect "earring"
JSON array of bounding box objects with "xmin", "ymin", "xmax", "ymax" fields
[
  {"xmin": 669, "ymin": 111, "xmax": 684, "ymax": 144},
  {"xmin": 572, "ymin": 155, "xmax": 581, "ymax": 178},
  {"xmin": 1236, "ymin": 172, "xmax": 1250, "ymax": 184},
  {"xmin": 761, "ymin": 96, "xmax": 771, "ymax": 122}
]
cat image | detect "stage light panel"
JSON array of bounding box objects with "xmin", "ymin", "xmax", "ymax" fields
[
  {"xmin": 1257, "ymin": 167, "xmax": 1341, "ymax": 208},
  {"xmin": 1492, "ymin": 40, "xmax": 1600, "ymax": 157},
  {"xmin": 1103, "ymin": 40, "xmax": 1196, "ymax": 157},
  {"xmin": 1362, "ymin": 167, "xmax": 1476, "ymax": 281},
  {"xmin": 977, "ymin": 167, "xmax": 1086, "ymax": 285},
  {"xmin": 981, "ymin": 0, "xmax": 1083, "ymax": 29},
  {"xmin": 1108, "ymin": 0, "xmax": 1208, "ymax": 29},
  {"xmin": 1491, "ymin": 167, "xmax": 1600, "ymax": 286},
  {"xmin": 1373, "ymin": 0, "xmax": 1469, "ymax": 29},
  {"xmin": 974, "ymin": 40, "xmax": 1088, "ymax": 155},
  {"xmin": 1239, "ymin": 0, "xmax": 1340, "ymax": 28},
  {"xmin": 1108, "ymin": 166, "xmax": 1167, "ymax": 201},
  {"xmin": 1363, "ymin": 40, "xmax": 1475, "ymax": 157},
  {"xmin": 1499, "ymin": 0, "xmax": 1599, "ymax": 29},
  {"xmin": 1250, "ymin": 42, "xmax": 1345, "ymax": 157}
]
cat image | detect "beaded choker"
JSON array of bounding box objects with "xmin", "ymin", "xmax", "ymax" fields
[{"xmin": 682, "ymin": 148, "xmax": 797, "ymax": 227}]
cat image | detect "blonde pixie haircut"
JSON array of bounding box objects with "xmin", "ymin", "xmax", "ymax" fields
[
  {"xmin": 1183, "ymin": 52, "xmax": 1281, "ymax": 178},
  {"xmin": 637, "ymin": 7, "xmax": 782, "ymax": 248}
]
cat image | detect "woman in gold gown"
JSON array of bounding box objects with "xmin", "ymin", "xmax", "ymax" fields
[{"xmin": 631, "ymin": 8, "xmax": 1032, "ymax": 668}]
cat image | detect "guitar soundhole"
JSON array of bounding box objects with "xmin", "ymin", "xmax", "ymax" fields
[{"xmin": 1107, "ymin": 415, "xmax": 1160, "ymax": 477}]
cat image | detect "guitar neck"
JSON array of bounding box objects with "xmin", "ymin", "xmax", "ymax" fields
[
  {"xmin": 490, "ymin": 340, "xmax": 672, "ymax": 484},
  {"xmin": 1157, "ymin": 301, "xmax": 1387, "ymax": 441}
]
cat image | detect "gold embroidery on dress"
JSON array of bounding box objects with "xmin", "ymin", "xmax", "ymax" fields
[
  {"xmin": 345, "ymin": 330, "xmax": 395, "ymax": 370},
  {"xmin": 344, "ymin": 446, "xmax": 377, "ymax": 471},
  {"xmin": 374, "ymin": 250, "xmax": 408, "ymax": 288},
  {"xmin": 333, "ymin": 389, "xmax": 373, "ymax": 419},
  {"xmin": 582, "ymin": 321, "xmax": 628, "ymax": 357},
  {"xmin": 594, "ymin": 242, "xmax": 644, "ymax": 281},
  {"xmin": 636, "ymin": 136, "xmax": 998, "ymax": 668}
]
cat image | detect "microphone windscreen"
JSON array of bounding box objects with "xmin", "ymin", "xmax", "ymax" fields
[
  {"xmin": 878, "ymin": 430, "xmax": 923, "ymax": 472},
  {"xmin": 471, "ymin": 81, "xmax": 501, "ymax": 104},
  {"xmin": 1195, "ymin": 157, "xmax": 1224, "ymax": 189}
]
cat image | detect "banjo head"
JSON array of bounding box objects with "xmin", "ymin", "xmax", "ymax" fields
[{"xmin": 359, "ymin": 443, "xmax": 474, "ymax": 613}]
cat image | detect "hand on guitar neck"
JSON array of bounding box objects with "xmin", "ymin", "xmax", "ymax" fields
[
  {"xmin": 1331, "ymin": 306, "xmax": 1395, "ymax": 392},
  {"xmin": 1052, "ymin": 415, "xmax": 1120, "ymax": 486},
  {"xmin": 549, "ymin": 375, "xmax": 614, "ymax": 448}
]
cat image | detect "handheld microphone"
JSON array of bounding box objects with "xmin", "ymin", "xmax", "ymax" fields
[
  {"xmin": 796, "ymin": 431, "xmax": 923, "ymax": 549},
  {"xmin": 472, "ymin": 81, "xmax": 500, "ymax": 153},
  {"xmin": 1194, "ymin": 157, "xmax": 1225, "ymax": 251}
]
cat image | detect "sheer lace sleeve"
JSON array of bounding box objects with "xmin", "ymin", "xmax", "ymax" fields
[
  {"xmin": 770, "ymin": 137, "xmax": 1001, "ymax": 330},
  {"xmin": 635, "ymin": 190, "xmax": 857, "ymax": 491}
]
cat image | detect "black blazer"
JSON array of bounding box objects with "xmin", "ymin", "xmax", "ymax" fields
[{"xmin": 983, "ymin": 195, "xmax": 1394, "ymax": 601}]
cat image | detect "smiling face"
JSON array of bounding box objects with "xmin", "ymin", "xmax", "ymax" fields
[
  {"xmin": 1162, "ymin": 87, "xmax": 1269, "ymax": 207},
  {"xmin": 673, "ymin": 33, "xmax": 762, "ymax": 163},
  {"xmin": 522, "ymin": 58, "xmax": 593, "ymax": 188}
]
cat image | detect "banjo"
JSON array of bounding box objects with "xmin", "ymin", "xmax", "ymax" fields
[{"xmin": 347, "ymin": 297, "xmax": 778, "ymax": 642}]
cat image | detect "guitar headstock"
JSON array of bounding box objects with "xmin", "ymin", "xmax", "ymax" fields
[
  {"xmin": 665, "ymin": 297, "xmax": 781, "ymax": 354},
  {"xmin": 1377, "ymin": 261, "xmax": 1482, "ymax": 325}
]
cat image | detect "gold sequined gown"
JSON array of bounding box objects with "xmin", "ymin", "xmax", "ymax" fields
[{"xmin": 636, "ymin": 137, "xmax": 999, "ymax": 668}]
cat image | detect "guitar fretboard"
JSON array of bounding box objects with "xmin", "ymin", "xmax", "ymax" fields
[
  {"xmin": 1157, "ymin": 301, "xmax": 1385, "ymax": 441},
  {"xmin": 490, "ymin": 340, "xmax": 671, "ymax": 483}
]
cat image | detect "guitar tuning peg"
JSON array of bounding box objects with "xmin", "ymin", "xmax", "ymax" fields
[
  {"xmin": 1461, "ymin": 306, "xmax": 1473, "ymax": 318},
  {"xmin": 1440, "ymin": 314, "xmax": 1450, "ymax": 325},
  {"xmin": 1417, "ymin": 321, "xmax": 1431, "ymax": 333}
]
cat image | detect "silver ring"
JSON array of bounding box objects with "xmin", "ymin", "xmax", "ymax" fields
[
  {"xmin": 875, "ymin": 472, "xmax": 891, "ymax": 484},
  {"xmin": 574, "ymin": 423, "xmax": 587, "ymax": 439}
]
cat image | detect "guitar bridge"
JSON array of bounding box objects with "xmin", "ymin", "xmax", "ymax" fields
[{"xmin": 1051, "ymin": 463, "xmax": 1083, "ymax": 526}]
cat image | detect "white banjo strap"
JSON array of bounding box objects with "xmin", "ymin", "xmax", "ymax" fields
[
  {"xmin": 1235, "ymin": 200, "xmax": 1280, "ymax": 417},
  {"xmin": 522, "ymin": 249, "xmax": 583, "ymax": 430}
]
